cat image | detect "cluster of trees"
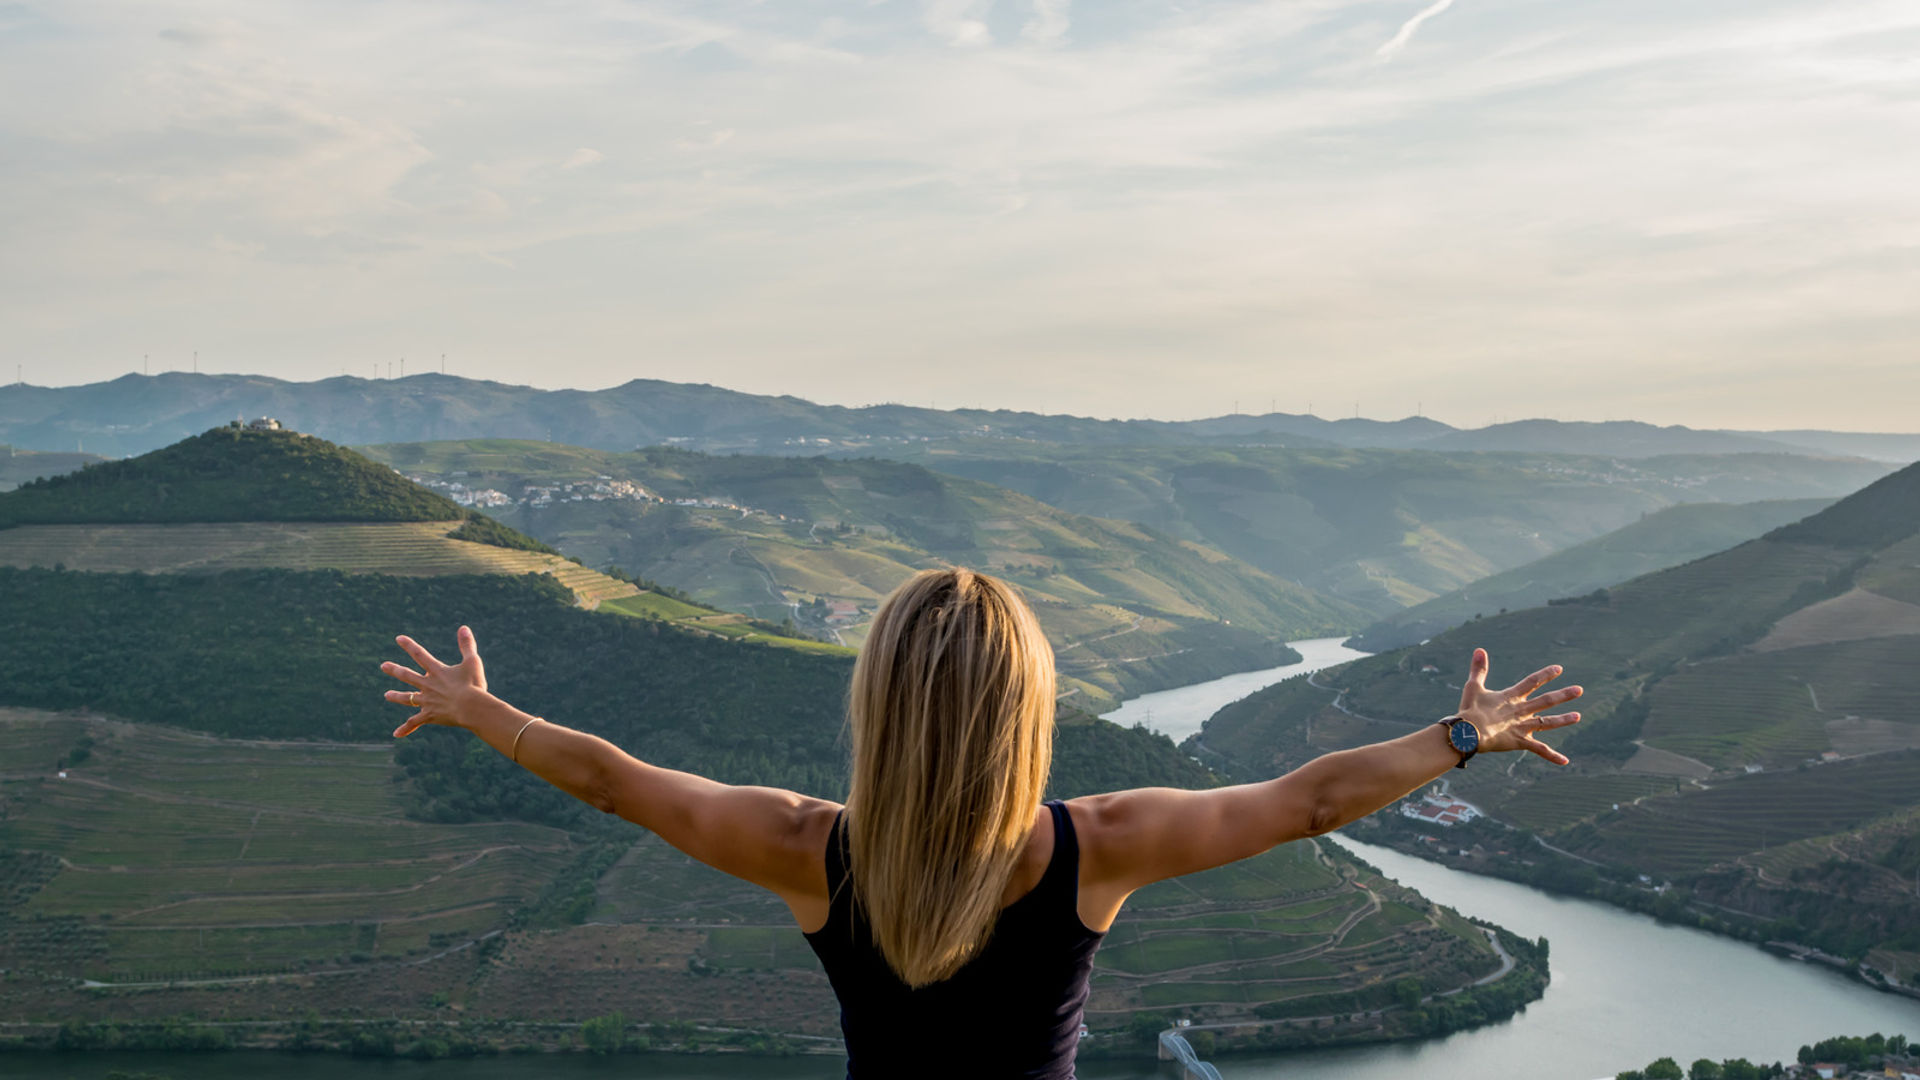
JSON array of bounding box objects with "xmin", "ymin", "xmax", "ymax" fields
[
  {"xmin": 1799, "ymin": 1033, "xmax": 1910, "ymax": 1067},
  {"xmin": 447, "ymin": 512, "xmax": 559, "ymax": 553},
  {"xmin": 0, "ymin": 565, "xmax": 1219, "ymax": 830},
  {"xmin": 0, "ymin": 566, "xmax": 854, "ymax": 821},
  {"xmin": 1613, "ymin": 1035, "xmax": 1912, "ymax": 1080},
  {"xmin": 49, "ymin": 1020, "xmax": 231, "ymax": 1051},
  {"xmin": 1615, "ymin": 1058, "xmax": 1781, "ymax": 1080},
  {"xmin": 0, "ymin": 426, "xmax": 468, "ymax": 527}
]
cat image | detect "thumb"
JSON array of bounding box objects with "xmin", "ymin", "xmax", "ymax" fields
[
  {"xmin": 458, "ymin": 624, "xmax": 480, "ymax": 664},
  {"xmin": 1469, "ymin": 648, "xmax": 1489, "ymax": 689}
]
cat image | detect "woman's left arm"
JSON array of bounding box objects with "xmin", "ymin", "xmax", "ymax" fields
[
  {"xmin": 1072, "ymin": 648, "xmax": 1581, "ymax": 928},
  {"xmin": 381, "ymin": 628, "xmax": 836, "ymax": 911}
]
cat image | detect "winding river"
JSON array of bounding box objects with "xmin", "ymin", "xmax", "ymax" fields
[
  {"xmin": 1100, "ymin": 636, "xmax": 1372, "ymax": 743},
  {"xmin": 13, "ymin": 645, "xmax": 1920, "ymax": 1079}
]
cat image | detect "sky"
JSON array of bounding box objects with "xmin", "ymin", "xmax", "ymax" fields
[{"xmin": 3, "ymin": 0, "xmax": 1918, "ymax": 431}]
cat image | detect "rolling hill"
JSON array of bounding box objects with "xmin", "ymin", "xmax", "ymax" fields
[
  {"xmin": 1186, "ymin": 460, "xmax": 1920, "ymax": 989},
  {"xmin": 0, "ymin": 430, "xmax": 1544, "ymax": 1054},
  {"xmin": 357, "ymin": 439, "xmax": 1370, "ymax": 708},
  {"xmin": 1349, "ymin": 498, "xmax": 1835, "ymax": 652},
  {"xmin": 6, "ymin": 372, "xmax": 1918, "ymax": 462},
  {"xmin": 878, "ymin": 443, "xmax": 1892, "ymax": 617}
]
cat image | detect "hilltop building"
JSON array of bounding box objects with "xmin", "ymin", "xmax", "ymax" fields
[
  {"xmin": 247, "ymin": 417, "xmax": 283, "ymax": 431},
  {"xmin": 1400, "ymin": 791, "xmax": 1483, "ymax": 828}
]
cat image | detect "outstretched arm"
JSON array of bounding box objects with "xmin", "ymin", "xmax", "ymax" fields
[
  {"xmin": 380, "ymin": 628, "xmax": 835, "ymax": 916},
  {"xmin": 1073, "ymin": 649, "xmax": 1580, "ymax": 929}
]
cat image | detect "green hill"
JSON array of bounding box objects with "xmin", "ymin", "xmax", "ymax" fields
[
  {"xmin": 0, "ymin": 430, "xmax": 869, "ymax": 646},
  {"xmin": 359, "ymin": 439, "xmax": 1371, "ymax": 708},
  {"xmin": 0, "ymin": 425, "xmax": 472, "ymax": 528},
  {"xmin": 1187, "ymin": 461, "xmax": 1920, "ymax": 984},
  {"xmin": 877, "ymin": 443, "xmax": 1892, "ymax": 617},
  {"xmin": 1349, "ymin": 498, "xmax": 1835, "ymax": 651}
]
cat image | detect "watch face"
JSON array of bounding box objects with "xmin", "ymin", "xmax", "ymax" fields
[{"xmin": 1449, "ymin": 721, "xmax": 1479, "ymax": 755}]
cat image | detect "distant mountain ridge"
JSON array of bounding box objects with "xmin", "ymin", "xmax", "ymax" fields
[{"xmin": 5, "ymin": 372, "xmax": 1917, "ymax": 462}]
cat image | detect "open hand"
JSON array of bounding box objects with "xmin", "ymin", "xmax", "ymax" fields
[
  {"xmin": 381, "ymin": 626, "xmax": 489, "ymax": 738},
  {"xmin": 1456, "ymin": 648, "xmax": 1582, "ymax": 765}
]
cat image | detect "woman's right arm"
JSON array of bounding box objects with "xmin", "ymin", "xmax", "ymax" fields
[
  {"xmin": 381, "ymin": 628, "xmax": 838, "ymax": 920},
  {"xmin": 1070, "ymin": 649, "xmax": 1580, "ymax": 930}
]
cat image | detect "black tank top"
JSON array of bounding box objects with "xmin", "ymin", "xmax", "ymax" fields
[{"xmin": 802, "ymin": 800, "xmax": 1106, "ymax": 1079}]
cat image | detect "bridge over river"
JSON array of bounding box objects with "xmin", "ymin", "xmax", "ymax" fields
[{"xmin": 1158, "ymin": 1030, "xmax": 1223, "ymax": 1080}]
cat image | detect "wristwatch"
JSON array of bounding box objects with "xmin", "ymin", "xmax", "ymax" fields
[{"xmin": 1437, "ymin": 715, "xmax": 1479, "ymax": 769}]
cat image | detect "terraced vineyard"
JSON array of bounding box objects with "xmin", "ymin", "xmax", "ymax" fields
[
  {"xmin": 1565, "ymin": 751, "xmax": 1920, "ymax": 875},
  {"xmin": 584, "ymin": 815, "xmax": 1508, "ymax": 1034},
  {"xmin": 0, "ymin": 707, "xmax": 1526, "ymax": 1044},
  {"xmin": 1087, "ymin": 841, "xmax": 1501, "ymax": 1021},
  {"xmin": 0, "ymin": 711, "xmax": 577, "ymax": 988},
  {"xmin": 1486, "ymin": 774, "xmax": 1680, "ymax": 834},
  {"xmin": 0, "ymin": 521, "xmax": 639, "ymax": 608},
  {"xmin": 1640, "ymin": 635, "xmax": 1920, "ymax": 769}
]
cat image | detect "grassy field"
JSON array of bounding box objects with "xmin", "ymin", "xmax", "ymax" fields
[
  {"xmin": 0, "ymin": 520, "xmax": 855, "ymax": 655},
  {"xmin": 0, "ymin": 521, "xmax": 638, "ymax": 608}
]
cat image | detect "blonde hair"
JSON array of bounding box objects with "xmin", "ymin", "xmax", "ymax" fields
[{"xmin": 842, "ymin": 567, "xmax": 1057, "ymax": 988}]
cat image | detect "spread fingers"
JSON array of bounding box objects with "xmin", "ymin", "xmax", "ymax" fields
[
  {"xmin": 1516, "ymin": 685, "xmax": 1582, "ymax": 715},
  {"xmin": 381, "ymin": 662, "xmax": 428, "ymax": 688},
  {"xmin": 396, "ymin": 635, "xmax": 445, "ymax": 672},
  {"xmin": 1505, "ymin": 664, "xmax": 1563, "ymax": 699}
]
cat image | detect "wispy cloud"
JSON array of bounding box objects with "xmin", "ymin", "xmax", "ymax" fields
[
  {"xmin": 1377, "ymin": 0, "xmax": 1456, "ymax": 60},
  {"xmin": 2, "ymin": 0, "xmax": 1918, "ymax": 429}
]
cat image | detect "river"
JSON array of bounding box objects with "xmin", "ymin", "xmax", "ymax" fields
[
  {"xmin": 1100, "ymin": 636, "xmax": 1372, "ymax": 743},
  {"xmin": 12, "ymin": 647, "xmax": 1920, "ymax": 1079}
]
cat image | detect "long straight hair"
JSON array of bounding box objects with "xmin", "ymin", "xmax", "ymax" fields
[{"xmin": 842, "ymin": 567, "xmax": 1057, "ymax": 988}]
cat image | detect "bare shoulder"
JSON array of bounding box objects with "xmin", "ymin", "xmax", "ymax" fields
[
  {"xmin": 1063, "ymin": 789, "xmax": 1181, "ymax": 872},
  {"xmin": 785, "ymin": 798, "xmax": 843, "ymax": 862}
]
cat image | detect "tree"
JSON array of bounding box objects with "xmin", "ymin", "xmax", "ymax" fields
[
  {"xmin": 1688, "ymin": 1059, "xmax": 1723, "ymax": 1080},
  {"xmin": 582, "ymin": 1012, "xmax": 627, "ymax": 1054},
  {"xmin": 1646, "ymin": 1058, "xmax": 1684, "ymax": 1080},
  {"xmin": 1126, "ymin": 1012, "xmax": 1170, "ymax": 1045}
]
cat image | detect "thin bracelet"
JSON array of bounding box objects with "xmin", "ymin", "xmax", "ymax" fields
[{"xmin": 510, "ymin": 716, "xmax": 546, "ymax": 763}]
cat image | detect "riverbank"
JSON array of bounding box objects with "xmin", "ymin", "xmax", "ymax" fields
[
  {"xmin": 0, "ymin": 1016, "xmax": 830, "ymax": 1058},
  {"xmin": 1347, "ymin": 810, "xmax": 1920, "ymax": 1004}
]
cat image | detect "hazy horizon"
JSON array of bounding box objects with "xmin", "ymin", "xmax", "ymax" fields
[
  {"xmin": 6, "ymin": 1, "xmax": 1918, "ymax": 431},
  {"xmin": 10, "ymin": 368, "xmax": 1920, "ymax": 437}
]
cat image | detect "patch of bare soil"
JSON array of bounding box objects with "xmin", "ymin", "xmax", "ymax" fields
[
  {"xmin": 1754, "ymin": 587, "xmax": 1920, "ymax": 652},
  {"xmin": 1825, "ymin": 716, "xmax": 1920, "ymax": 756},
  {"xmin": 1622, "ymin": 742, "xmax": 1714, "ymax": 779}
]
